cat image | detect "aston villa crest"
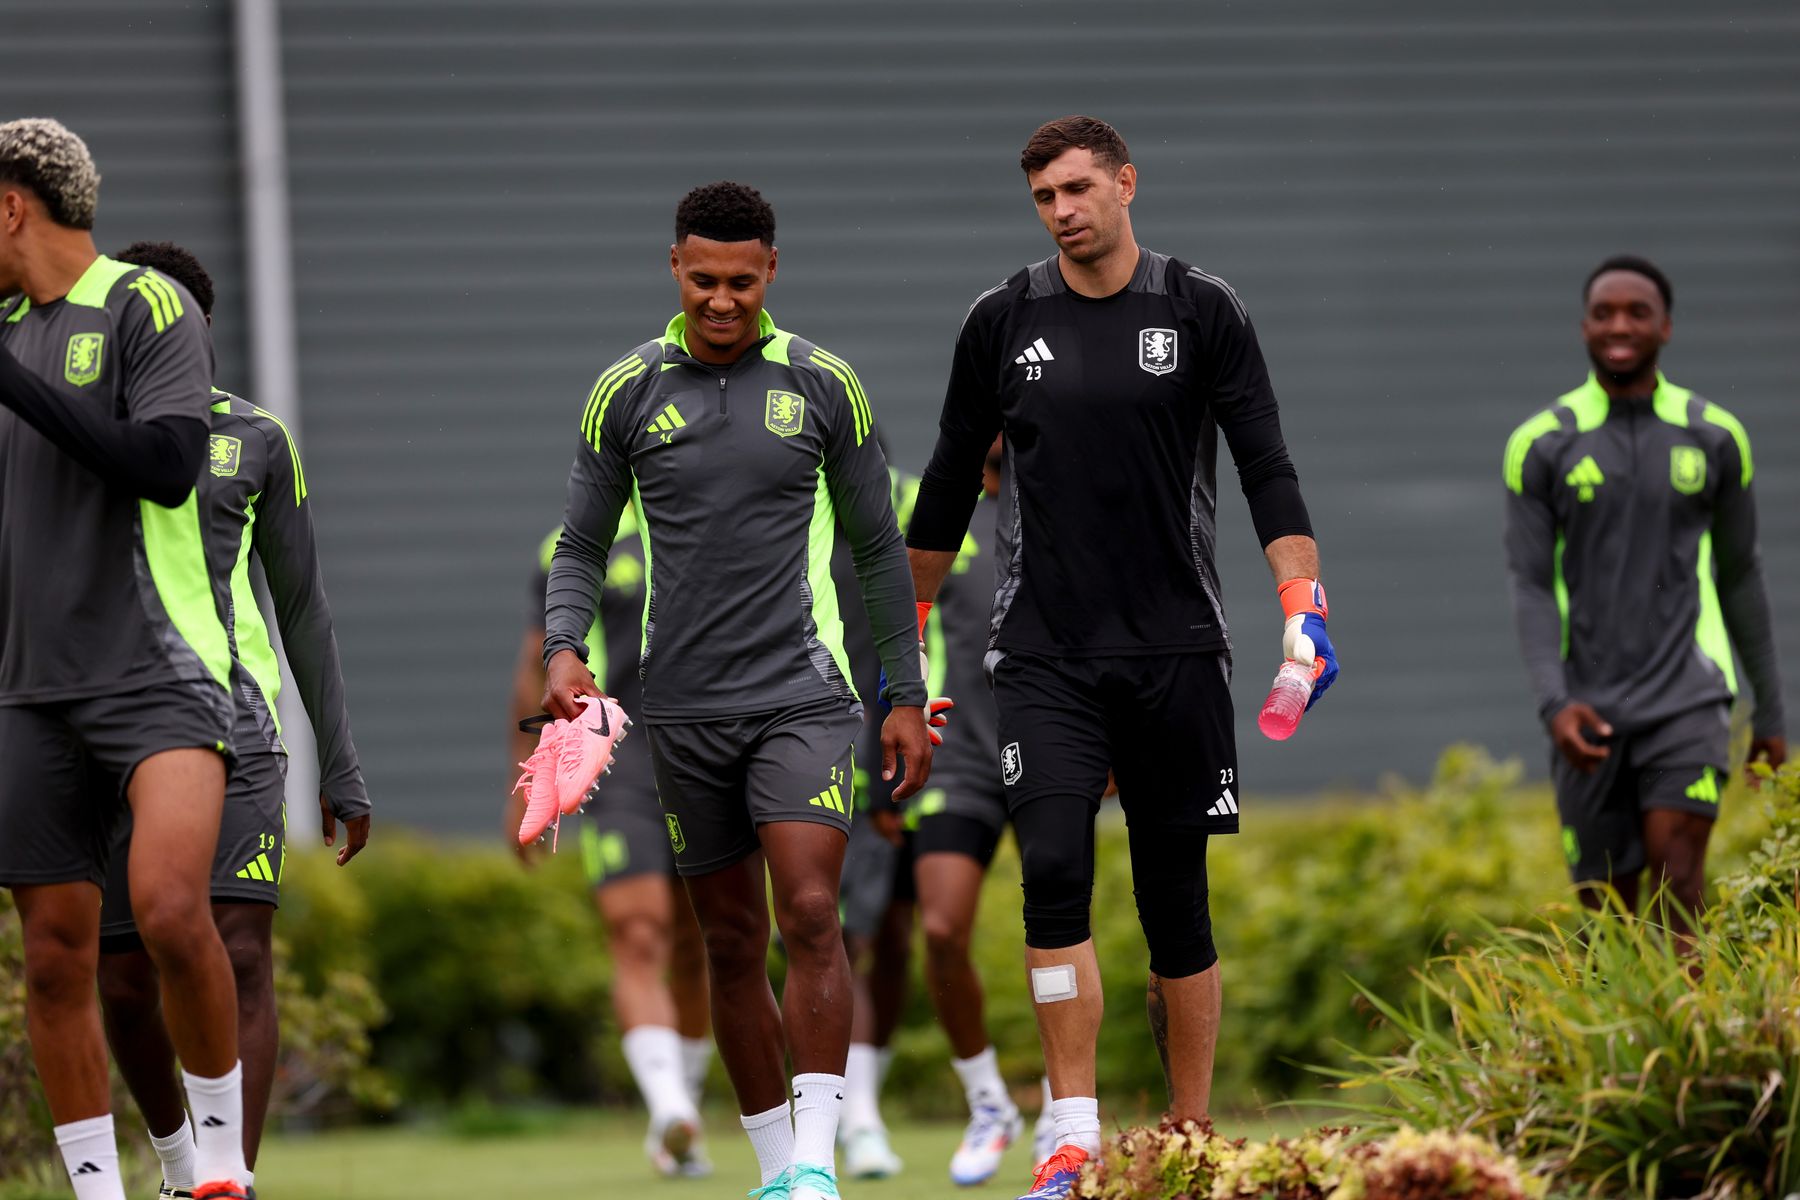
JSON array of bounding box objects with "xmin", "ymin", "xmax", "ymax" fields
[
  {"xmin": 765, "ymin": 390, "xmax": 805, "ymax": 438},
  {"xmin": 208, "ymin": 434, "xmax": 242, "ymax": 478},
  {"xmin": 1138, "ymin": 328, "xmax": 1177, "ymax": 376},
  {"xmin": 1670, "ymin": 445, "xmax": 1706, "ymax": 495},
  {"xmin": 64, "ymin": 332, "xmax": 104, "ymax": 387}
]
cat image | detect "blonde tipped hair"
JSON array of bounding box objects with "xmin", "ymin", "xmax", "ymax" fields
[{"xmin": 0, "ymin": 118, "xmax": 101, "ymax": 229}]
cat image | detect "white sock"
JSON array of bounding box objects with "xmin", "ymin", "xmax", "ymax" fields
[
  {"xmin": 622, "ymin": 1025, "xmax": 698, "ymax": 1126},
  {"xmin": 740, "ymin": 1102, "xmax": 794, "ymax": 1185},
  {"xmin": 680, "ymin": 1036, "xmax": 713, "ymax": 1106},
  {"xmin": 841, "ymin": 1043, "xmax": 884, "ymax": 1135},
  {"xmin": 182, "ymin": 1061, "xmax": 249, "ymax": 1185},
  {"xmin": 56, "ymin": 1114, "xmax": 125, "ymax": 1200},
  {"xmin": 791, "ymin": 1072, "xmax": 846, "ymax": 1170},
  {"xmin": 951, "ymin": 1045, "xmax": 1013, "ymax": 1113},
  {"xmin": 1050, "ymin": 1096, "xmax": 1102, "ymax": 1155},
  {"xmin": 875, "ymin": 1045, "xmax": 895, "ymax": 1092},
  {"xmin": 242, "ymin": 1169, "xmax": 255, "ymax": 1187},
  {"xmin": 148, "ymin": 1117, "xmax": 198, "ymax": 1189}
]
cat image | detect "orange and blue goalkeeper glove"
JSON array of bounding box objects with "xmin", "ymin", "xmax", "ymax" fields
[{"xmin": 1277, "ymin": 578, "xmax": 1337, "ymax": 710}]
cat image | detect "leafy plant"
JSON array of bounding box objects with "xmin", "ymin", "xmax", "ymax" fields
[{"xmin": 1325, "ymin": 764, "xmax": 1800, "ymax": 1198}]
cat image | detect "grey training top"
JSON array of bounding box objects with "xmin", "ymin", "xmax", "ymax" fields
[
  {"xmin": 1503, "ymin": 373, "xmax": 1784, "ymax": 739},
  {"xmin": 0, "ymin": 256, "xmax": 229, "ymax": 704},
  {"xmin": 206, "ymin": 391, "xmax": 369, "ymax": 820},
  {"xmin": 545, "ymin": 311, "xmax": 925, "ymax": 721}
]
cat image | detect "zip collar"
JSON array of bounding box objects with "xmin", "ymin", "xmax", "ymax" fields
[
  {"xmin": 1563, "ymin": 371, "xmax": 1689, "ymax": 430},
  {"xmin": 662, "ymin": 309, "xmax": 778, "ymax": 371}
]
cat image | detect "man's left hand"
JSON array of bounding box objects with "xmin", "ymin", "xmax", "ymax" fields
[
  {"xmin": 322, "ymin": 795, "xmax": 370, "ymax": 866},
  {"xmin": 881, "ymin": 705, "xmax": 934, "ymax": 803},
  {"xmin": 1278, "ymin": 578, "xmax": 1338, "ymax": 710}
]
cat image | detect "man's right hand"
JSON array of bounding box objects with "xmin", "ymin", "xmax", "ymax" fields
[
  {"xmin": 543, "ymin": 648, "xmax": 601, "ymax": 720},
  {"xmin": 1550, "ymin": 701, "xmax": 1613, "ymax": 773}
]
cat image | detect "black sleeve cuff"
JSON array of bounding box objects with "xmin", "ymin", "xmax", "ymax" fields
[
  {"xmin": 1243, "ymin": 474, "xmax": 1313, "ymax": 548},
  {"xmin": 905, "ymin": 475, "xmax": 983, "ymax": 552}
]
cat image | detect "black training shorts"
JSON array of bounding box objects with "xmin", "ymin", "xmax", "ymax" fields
[{"xmin": 991, "ymin": 650, "xmax": 1239, "ymax": 833}]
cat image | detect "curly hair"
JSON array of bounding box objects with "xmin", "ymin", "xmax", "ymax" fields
[
  {"xmin": 1584, "ymin": 254, "xmax": 1672, "ymax": 313},
  {"xmin": 115, "ymin": 240, "xmax": 214, "ymax": 318},
  {"xmin": 0, "ymin": 118, "xmax": 100, "ymax": 230},
  {"xmin": 675, "ymin": 181, "xmax": 775, "ymax": 246},
  {"xmin": 1020, "ymin": 115, "xmax": 1131, "ymax": 176}
]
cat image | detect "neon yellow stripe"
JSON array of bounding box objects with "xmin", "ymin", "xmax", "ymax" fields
[
  {"xmin": 142, "ymin": 272, "xmax": 185, "ymax": 322},
  {"xmin": 231, "ymin": 492, "xmax": 283, "ymax": 738},
  {"xmin": 251, "ymin": 406, "xmax": 308, "ymax": 503},
  {"xmin": 586, "ymin": 360, "xmax": 648, "ymax": 452},
  {"xmin": 129, "ymin": 278, "xmax": 171, "ymax": 332},
  {"xmin": 1554, "ymin": 533, "xmax": 1569, "ymax": 660},
  {"xmin": 1695, "ymin": 531, "xmax": 1737, "ymax": 693},
  {"xmin": 1504, "ymin": 410, "xmax": 1560, "ymax": 494},
  {"xmin": 141, "ymin": 495, "xmax": 232, "ymax": 689},
  {"xmin": 811, "ymin": 350, "xmax": 872, "ymax": 443},
  {"xmin": 581, "ymin": 357, "xmax": 641, "ymax": 444},
  {"xmin": 582, "ymin": 356, "xmax": 644, "ymax": 445},
  {"xmin": 665, "ymin": 405, "xmax": 687, "ymax": 428},
  {"xmin": 1701, "ymin": 402, "xmax": 1753, "ymax": 487},
  {"xmin": 66, "ymin": 256, "xmax": 135, "ymax": 308}
]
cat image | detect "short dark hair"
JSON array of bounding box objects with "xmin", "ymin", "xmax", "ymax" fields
[
  {"xmin": 114, "ymin": 240, "xmax": 213, "ymax": 317},
  {"xmin": 1020, "ymin": 115, "xmax": 1131, "ymax": 175},
  {"xmin": 675, "ymin": 181, "xmax": 775, "ymax": 246},
  {"xmin": 1584, "ymin": 254, "xmax": 1672, "ymax": 312}
]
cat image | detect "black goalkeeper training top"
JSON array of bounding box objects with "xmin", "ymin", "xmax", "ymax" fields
[{"xmin": 908, "ymin": 248, "xmax": 1312, "ymax": 660}]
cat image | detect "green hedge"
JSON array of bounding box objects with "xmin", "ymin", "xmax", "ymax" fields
[
  {"xmin": 264, "ymin": 745, "xmax": 1768, "ymax": 1118},
  {"xmin": 2, "ymin": 742, "xmax": 1773, "ymax": 1157}
]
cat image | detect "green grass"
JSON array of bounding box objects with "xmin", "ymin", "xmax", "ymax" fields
[{"xmin": 0, "ymin": 1107, "xmax": 1327, "ymax": 1200}]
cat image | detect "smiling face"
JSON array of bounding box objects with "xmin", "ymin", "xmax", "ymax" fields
[
  {"xmin": 1026, "ymin": 147, "xmax": 1136, "ymax": 266},
  {"xmin": 669, "ymin": 234, "xmax": 777, "ymax": 364},
  {"xmin": 1582, "ymin": 269, "xmax": 1670, "ymax": 387}
]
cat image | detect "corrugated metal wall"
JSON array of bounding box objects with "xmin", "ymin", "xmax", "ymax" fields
[
  {"xmin": 18, "ymin": 3, "xmax": 1796, "ymax": 830},
  {"xmin": 3, "ymin": 2, "xmax": 246, "ymax": 386}
]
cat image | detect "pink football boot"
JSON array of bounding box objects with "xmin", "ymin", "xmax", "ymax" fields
[
  {"xmin": 554, "ymin": 694, "xmax": 632, "ymax": 816},
  {"xmin": 514, "ymin": 717, "xmax": 566, "ymax": 847}
]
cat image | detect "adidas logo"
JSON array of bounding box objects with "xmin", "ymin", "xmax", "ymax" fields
[
  {"xmin": 1206, "ymin": 788, "xmax": 1239, "ymax": 817},
  {"xmin": 73, "ymin": 1162, "xmax": 103, "ymax": 1175},
  {"xmin": 235, "ymin": 851, "xmax": 277, "ymax": 883},
  {"xmin": 1685, "ymin": 766, "xmax": 1720, "ymax": 805},
  {"xmin": 1565, "ymin": 455, "xmax": 1605, "ymax": 502},
  {"xmin": 1013, "ymin": 337, "xmax": 1055, "ymax": 365},
  {"xmin": 647, "ymin": 402, "xmax": 687, "ymax": 443},
  {"xmin": 201, "ymin": 1115, "xmax": 228, "ymax": 1128},
  {"xmin": 806, "ymin": 784, "xmax": 847, "ymax": 814}
]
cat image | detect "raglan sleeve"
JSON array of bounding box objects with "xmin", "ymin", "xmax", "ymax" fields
[
  {"xmin": 1709, "ymin": 416, "xmax": 1784, "ymax": 739},
  {"xmin": 1503, "ymin": 417, "xmax": 1571, "ymax": 724},
  {"xmin": 252, "ymin": 415, "xmax": 369, "ymax": 820},
  {"xmin": 815, "ymin": 352, "xmax": 927, "ymax": 708},
  {"xmin": 908, "ymin": 294, "xmax": 1003, "ymax": 552},
  {"xmin": 1191, "ymin": 273, "xmax": 1313, "ymax": 547},
  {"xmin": 544, "ymin": 356, "xmax": 641, "ymax": 668}
]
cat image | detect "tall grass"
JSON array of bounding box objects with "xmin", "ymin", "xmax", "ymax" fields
[{"xmin": 1325, "ymin": 765, "xmax": 1800, "ymax": 1199}]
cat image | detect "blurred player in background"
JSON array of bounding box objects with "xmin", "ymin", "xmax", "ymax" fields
[
  {"xmin": 88, "ymin": 241, "xmax": 370, "ymax": 1198},
  {"xmin": 507, "ymin": 514, "xmax": 713, "ymax": 1178},
  {"xmin": 1504, "ymin": 256, "xmax": 1785, "ymax": 933},
  {"xmin": 906, "ymin": 116, "xmax": 1336, "ymax": 1200},
  {"xmin": 541, "ymin": 181, "xmax": 932, "ymax": 1200},
  {"xmin": 838, "ymin": 445, "xmax": 1046, "ymax": 1187},
  {"xmin": 0, "ymin": 119, "xmax": 254, "ymax": 1200}
]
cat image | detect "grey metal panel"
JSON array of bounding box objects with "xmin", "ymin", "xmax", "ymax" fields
[
  {"xmin": 2, "ymin": 3, "xmax": 246, "ymax": 389},
  {"xmin": 273, "ymin": 0, "xmax": 1800, "ymax": 829}
]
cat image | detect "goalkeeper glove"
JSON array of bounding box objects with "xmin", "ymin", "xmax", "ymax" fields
[{"xmin": 1277, "ymin": 577, "xmax": 1338, "ymax": 710}]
